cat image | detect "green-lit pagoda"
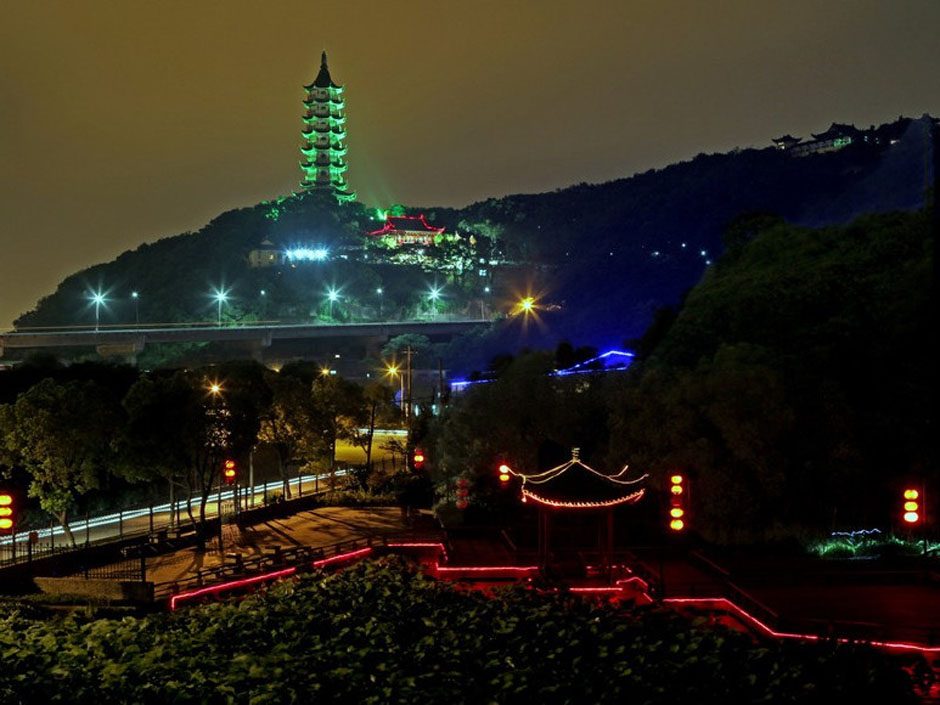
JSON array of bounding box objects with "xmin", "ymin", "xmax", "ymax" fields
[{"xmin": 300, "ymin": 51, "xmax": 356, "ymax": 202}]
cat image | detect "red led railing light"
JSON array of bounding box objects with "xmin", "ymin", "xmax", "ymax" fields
[
  {"xmin": 663, "ymin": 597, "xmax": 940, "ymax": 654},
  {"xmin": 434, "ymin": 565, "xmax": 539, "ymax": 574},
  {"xmin": 312, "ymin": 546, "xmax": 373, "ymax": 568},
  {"xmin": 170, "ymin": 566, "xmax": 298, "ymax": 611}
]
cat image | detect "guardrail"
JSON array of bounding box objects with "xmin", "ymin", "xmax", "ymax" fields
[{"xmin": 158, "ymin": 530, "xmax": 446, "ymax": 605}]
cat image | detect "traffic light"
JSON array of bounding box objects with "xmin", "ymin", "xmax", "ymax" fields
[
  {"xmin": 498, "ymin": 463, "xmax": 512, "ymax": 484},
  {"xmin": 668, "ymin": 474, "xmax": 685, "ymax": 531},
  {"xmin": 0, "ymin": 492, "xmax": 15, "ymax": 535},
  {"xmin": 223, "ymin": 459, "xmax": 237, "ymax": 486},
  {"xmin": 412, "ymin": 448, "xmax": 426, "ymax": 471},
  {"xmin": 902, "ymin": 488, "xmax": 921, "ymax": 525}
]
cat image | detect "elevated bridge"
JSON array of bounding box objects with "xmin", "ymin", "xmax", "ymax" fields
[{"xmin": 0, "ymin": 319, "xmax": 490, "ymax": 363}]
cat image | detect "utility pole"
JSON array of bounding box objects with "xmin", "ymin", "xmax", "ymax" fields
[
  {"xmin": 438, "ymin": 357, "xmax": 444, "ymax": 409},
  {"xmin": 406, "ymin": 345, "xmax": 413, "ymax": 422}
]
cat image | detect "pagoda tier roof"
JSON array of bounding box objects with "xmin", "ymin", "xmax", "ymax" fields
[
  {"xmin": 772, "ymin": 134, "xmax": 801, "ymax": 145},
  {"xmin": 304, "ymin": 51, "xmax": 342, "ymax": 90},
  {"xmin": 366, "ymin": 214, "xmax": 446, "ymax": 236},
  {"xmin": 512, "ymin": 450, "xmax": 647, "ymax": 509}
]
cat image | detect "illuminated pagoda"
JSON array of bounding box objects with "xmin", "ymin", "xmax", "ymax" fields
[
  {"xmin": 300, "ymin": 51, "xmax": 356, "ymax": 203},
  {"xmin": 508, "ymin": 449, "xmax": 647, "ymax": 575},
  {"xmin": 367, "ymin": 214, "xmax": 445, "ymax": 247}
]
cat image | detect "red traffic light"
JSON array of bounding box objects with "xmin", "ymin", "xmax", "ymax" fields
[{"xmin": 0, "ymin": 492, "xmax": 14, "ymax": 534}]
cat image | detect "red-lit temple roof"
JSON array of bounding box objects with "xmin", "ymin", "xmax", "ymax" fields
[
  {"xmin": 367, "ymin": 214, "xmax": 446, "ymax": 236},
  {"xmin": 512, "ymin": 449, "xmax": 647, "ymax": 509}
]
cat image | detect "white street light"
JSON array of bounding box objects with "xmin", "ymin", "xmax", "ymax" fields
[
  {"xmin": 213, "ymin": 288, "xmax": 229, "ymax": 326},
  {"xmin": 89, "ymin": 291, "xmax": 107, "ymax": 332}
]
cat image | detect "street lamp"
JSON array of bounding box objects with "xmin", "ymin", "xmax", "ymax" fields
[
  {"xmin": 376, "ymin": 287, "xmax": 383, "ymax": 319},
  {"xmin": 385, "ymin": 363, "xmax": 404, "ymax": 415},
  {"xmin": 519, "ymin": 296, "xmax": 535, "ymax": 315},
  {"xmin": 213, "ymin": 288, "xmax": 229, "ymax": 326},
  {"xmin": 327, "ymin": 288, "xmax": 340, "ymax": 319},
  {"xmin": 89, "ymin": 291, "xmax": 107, "ymax": 332},
  {"xmin": 428, "ymin": 285, "xmax": 442, "ymax": 318},
  {"xmin": 131, "ymin": 291, "xmax": 139, "ymax": 325}
]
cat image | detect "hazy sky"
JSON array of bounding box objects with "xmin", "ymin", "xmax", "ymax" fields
[{"xmin": 2, "ymin": 1, "xmax": 938, "ymax": 329}]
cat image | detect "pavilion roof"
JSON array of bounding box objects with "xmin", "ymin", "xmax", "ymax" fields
[{"xmin": 512, "ymin": 450, "xmax": 647, "ymax": 509}]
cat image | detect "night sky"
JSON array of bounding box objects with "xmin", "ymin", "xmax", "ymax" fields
[{"xmin": 2, "ymin": 1, "xmax": 938, "ymax": 329}]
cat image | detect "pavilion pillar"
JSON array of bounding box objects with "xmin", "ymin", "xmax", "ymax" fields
[{"xmin": 606, "ymin": 508, "xmax": 615, "ymax": 582}]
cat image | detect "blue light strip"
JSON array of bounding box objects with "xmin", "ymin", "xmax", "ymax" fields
[
  {"xmin": 450, "ymin": 350, "xmax": 635, "ymax": 390},
  {"xmin": 0, "ymin": 470, "xmax": 346, "ymax": 546}
]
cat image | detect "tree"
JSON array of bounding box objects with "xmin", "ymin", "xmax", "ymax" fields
[
  {"xmin": 2, "ymin": 379, "xmax": 122, "ymax": 546},
  {"xmin": 348, "ymin": 382, "xmax": 396, "ymax": 478},
  {"xmin": 122, "ymin": 369, "xmax": 261, "ymax": 537},
  {"xmin": 310, "ymin": 375, "xmax": 365, "ymax": 486},
  {"xmin": 257, "ymin": 370, "xmax": 321, "ymax": 497}
]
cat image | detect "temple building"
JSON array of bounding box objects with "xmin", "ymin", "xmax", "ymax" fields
[
  {"xmin": 367, "ymin": 214, "xmax": 445, "ymax": 247},
  {"xmin": 300, "ymin": 51, "xmax": 356, "ymax": 203}
]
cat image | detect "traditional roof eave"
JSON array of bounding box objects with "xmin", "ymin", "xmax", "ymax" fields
[{"xmin": 522, "ymin": 487, "xmax": 646, "ymax": 509}]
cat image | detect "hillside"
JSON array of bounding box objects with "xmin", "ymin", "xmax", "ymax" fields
[
  {"xmin": 15, "ymin": 115, "xmax": 936, "ymax": 368},
  {"xmin": 604, "ymin": 208, "xmax": 934, "ymax": 539}
]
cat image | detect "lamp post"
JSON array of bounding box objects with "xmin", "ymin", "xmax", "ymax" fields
[
  {"xmin": 386, "ymin": 364, "xmax": 404, "ymax": 416},
  {"xmin": 131, "ymin": 291, "xmax": 139, "ymax": 325},
  {"xmin": 327, "ymin": 288, "xmax": 340, "ymax": 319},
  {"xmin": 481, "ymin": 286, "xmax": 490, "ymax": 320},
  {"xmin": 213, "ymin": 288, "xmax": 228, "ymax": 326},
  {"xmin": 89, "ymin": 291, "xmax": 106, "ymax": 332},
  {"xmin": 376, "ymin": 287, "xmax": 383, "ymax": 320},
  {"xmin": 428, "ymin": 286, "xmax": 441, "ymax": 318}
]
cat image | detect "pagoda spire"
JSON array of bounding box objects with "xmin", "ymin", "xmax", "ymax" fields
[{"xmin": 299, "ymin": 50, "xmax": 355, "ymax": 202}]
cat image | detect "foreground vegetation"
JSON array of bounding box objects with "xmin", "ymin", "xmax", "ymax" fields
[{"xmin": 0, "ymin": 560, "xmax": 919, "ymax": 703}]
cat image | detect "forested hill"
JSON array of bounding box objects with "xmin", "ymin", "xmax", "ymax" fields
[{"xmin": 16, "ymin": 115, "xmax": 935, "ymax": 362}]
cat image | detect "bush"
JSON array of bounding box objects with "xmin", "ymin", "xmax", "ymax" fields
[{"xmin": 0, "ymin": 559, "xmax": 920, "ymax": 703}]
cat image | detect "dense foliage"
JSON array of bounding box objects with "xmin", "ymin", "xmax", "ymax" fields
[
  {"xmin": 430, "ymin": 209, "xmax": 934, "ymax": 540},
  {"xmin": 0, "ymin": 361, "xmax": 403, "ymax": 535},
  {"xmin": 0, "ymin": 560, "xmax": 917, "ymax": 703}
]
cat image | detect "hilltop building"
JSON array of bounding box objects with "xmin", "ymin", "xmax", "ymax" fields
[
  {"xmin": 367, "ymin": 214, "xmax": 445, "ymax": 247},
  {"xmin": 300, "ymin": 51, "xmax": 356, "ymax": 203},
  {"xmin": 248, "ymin": 239, "xmax": 282, "ymax": 268}
]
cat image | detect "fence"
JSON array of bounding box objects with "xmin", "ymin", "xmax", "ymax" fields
[
  {"xmin": 0, "ymin": 464, "xmax": 393, "ymax": 568},
  {"xmin": 156, "ymin": 529, "xmax": 447, "ymax": 603}
]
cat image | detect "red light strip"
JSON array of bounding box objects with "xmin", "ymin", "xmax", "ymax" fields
[
  {"xmin": 521, "ymin": 488, "xmax": 645, "ymax": 509},
  {"xmin": 569, "ymin": 587, "xmax": 623, "ymax": 593},
  {"xmin": 169, "ymin": 566, "xmax": 297, "ymax": 611},
  {"xmin": 663, "ymin": 597, "xmax": 940, "ymax": 654},
  {"xmin": 366, "ymin": 213, "xmax": 445, "ymax": 236},
  {"xmin": 312, "ymin": 546, "xmax": 373, "ymax": 567},
  {"xmin": 434, "ymin": 565, "xmax": 539, "ymax": 574}
]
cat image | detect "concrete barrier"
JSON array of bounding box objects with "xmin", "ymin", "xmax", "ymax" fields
[{"xmin": 34, "ymin": 577, "xmax": 154, "ymax": 603}]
